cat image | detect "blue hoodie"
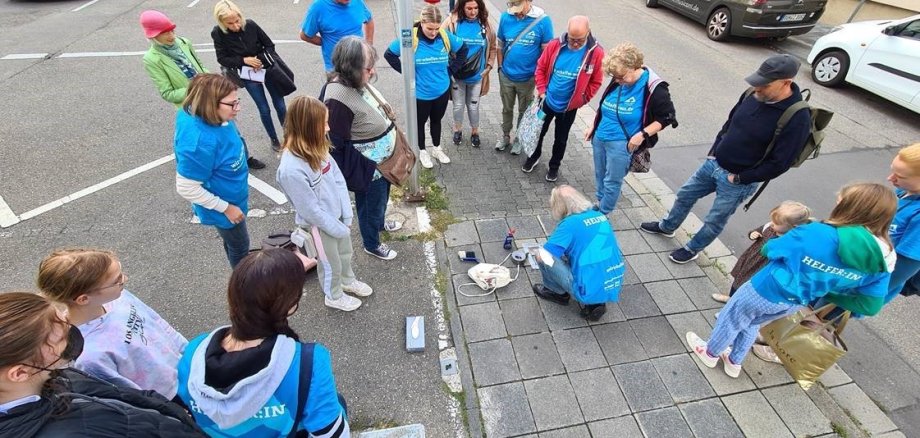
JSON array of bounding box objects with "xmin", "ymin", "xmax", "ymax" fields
[
  {"xmin": 750, "ymin": 222, "xmax": 891, "ymax": 313},
  {"xmin": 176, "ymin": 328, "xmax": 348, "ymax": 437}
]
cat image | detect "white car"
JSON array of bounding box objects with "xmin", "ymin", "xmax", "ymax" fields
[{"xmin": 807, "ymin": 14, "xmax": 920, "ymax": 113}]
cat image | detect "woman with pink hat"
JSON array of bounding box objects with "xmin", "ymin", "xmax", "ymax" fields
[{"xmin": 140, "ymin": 10, "xmax": 265, "ymax": 169}]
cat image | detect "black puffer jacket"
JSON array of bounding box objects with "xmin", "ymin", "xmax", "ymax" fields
[
  {"xmin": 0, "ymin": 369, "xmax": 205, "ymax": 438},
  {"xmin": 211, "ymin": 19, "xmax": 275, "ymax": 70}
]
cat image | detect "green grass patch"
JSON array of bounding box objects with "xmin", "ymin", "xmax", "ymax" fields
[{"xmin": 831, "ymin": 422, "xmax": 848, "ymax": 438}]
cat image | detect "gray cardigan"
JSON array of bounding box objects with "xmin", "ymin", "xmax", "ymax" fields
[{"xmin": 276, "ymin": 151, "xmax": 353, "ymax": 238}]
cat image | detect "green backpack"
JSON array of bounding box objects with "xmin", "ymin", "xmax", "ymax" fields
[{"xmin": 743, "ymin": 88, "xmax": 834, "ymax": 211}]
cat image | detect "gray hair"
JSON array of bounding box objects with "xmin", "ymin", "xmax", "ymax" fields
[
  {"xmin": 329, "ymin": 36, "xmax": 377, "ymax": 88},
  {"xmin": 549, "ymin": 185, "xmax": 593, "ymax": 220}
]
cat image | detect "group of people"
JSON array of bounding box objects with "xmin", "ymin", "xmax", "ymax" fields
[
  {"xmin": 0, "ymin": 248, "xmax": 350, "ymax": 436},
  {"xmin": 4, "ymin": 2, "xmax": 918, "ymax": 436}
]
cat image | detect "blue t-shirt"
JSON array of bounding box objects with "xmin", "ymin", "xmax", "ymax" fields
[
  {"xmin": 596, "ymin": 70, "xmax": 649, "ymax": 142},
  {"xmin": 545, "ymin": 210, "xmax": 626, "ymax": 304},
  {"xmin": 497, "ymin": 13, "xmax": 553, "ymax": 82},
  {"xmin": 545, "ymin": 44, "xmax": 587, "ymax": 112},
  {"xmin": 454, "ymin": 19, "xmax": 488, "ymax": 84},
  {"xmin": 174, "ymin": 110, "xmax": 249, "ymax": 229},
  {"xmin": 301, "ymin": 0, "xmax": 372, "ymax": 71},
  {"xmin": 890, "ymin": 188, "xmax": 920, "ymax": 260},
  {"xmin": 388, "ymin": 31, "xmax": 464, "ymax": 100}
]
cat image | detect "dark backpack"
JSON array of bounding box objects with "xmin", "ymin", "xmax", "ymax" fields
[{"xmin": 743, "ymin": 88, "xmax": 834, "ymax": 211}]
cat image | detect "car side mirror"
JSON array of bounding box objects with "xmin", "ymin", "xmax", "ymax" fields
[{"xmin": 882, "ymin": 25, "xmax": 898, "ymax": 35}]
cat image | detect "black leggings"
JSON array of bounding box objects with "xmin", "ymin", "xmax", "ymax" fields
[{"xmin": 416, "ymin": 89, "xmax": 450, "ymax": 150}]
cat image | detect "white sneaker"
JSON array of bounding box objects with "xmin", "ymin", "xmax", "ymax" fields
[
  {"xmin": 324, "ymin": 294, "xmax": 362, "ymax": 311},
  {"xmin": 430, "ymin": 146, "xmax": 451, "ymax": 164},
  {"xmin": 720, "ymin": 352, "xmax": 742, "ymax": 378},
  {"xmin": 343, "ymin": 280, "xmax": 373, "ymax": 297},
  {"xmin": 419, "ymin": 150, "xmax": 434, "ymax": 169},
  {"xmin": 686, "ymin": 332, "xmax": 718, "ymax": 368}
]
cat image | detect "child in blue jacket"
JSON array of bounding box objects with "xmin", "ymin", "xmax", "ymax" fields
[{"xmin": 687, "ymin": 182, "xmax": 897, "ymax": 378}]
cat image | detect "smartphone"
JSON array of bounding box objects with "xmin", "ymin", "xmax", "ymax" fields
[{"xmin": 457, "ymin": 251, "xmax": 478, "ymax": 262}]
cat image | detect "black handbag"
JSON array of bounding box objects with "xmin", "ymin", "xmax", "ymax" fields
[
  {"xmin": 264, "ymin": 50, "xmax": 296, "ymax": 96},
  {"xmin": 452, "ymin": 47, "xmax": 483, "ymax": 81}
]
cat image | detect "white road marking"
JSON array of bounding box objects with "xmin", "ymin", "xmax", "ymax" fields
[
  {"xmin": 293, "ymin": 0, "xmax": 301, "ymax": 4},
  {"xmin": 2, "ymin": 41, "xmax": 302, "ymax": 62},
  {"xmin": 1, "ymin": 53, "xmax": 48, "ymax": 60},
  {"xmin": 72, "ymin": 0, "xmax": 100, "ymax": 12},
  {"xmin": 15, "ymin": 154, "xmax": 176, "ymax": 222},
  {"xmin": 247, "ymin": 175, "xmax": 288, "ymax": 205},
  {"xmin": 58, "ymin": 51, "xmax": 146, "ymax": 58},
  {"xmin": 0, "ymin": 196, "xmax": 19, "ymax": 228},
  {"xmin": 187, "ymin": 0, "xmax": 202, "ymax": 7}
]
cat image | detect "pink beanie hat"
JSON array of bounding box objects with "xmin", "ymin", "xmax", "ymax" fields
[{"xmin": 140, "ymin": 10, "xmax": 176, "ymax": 39}]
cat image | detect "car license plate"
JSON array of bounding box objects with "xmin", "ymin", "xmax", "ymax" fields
[{"xmin": 781, "ymin": 13, "xmax": 806, "ymax": 22}]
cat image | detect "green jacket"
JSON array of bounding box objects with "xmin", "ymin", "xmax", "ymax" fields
[{"xmin": 143, "ymin": 37, "xmax": 208, "ymax": 106}]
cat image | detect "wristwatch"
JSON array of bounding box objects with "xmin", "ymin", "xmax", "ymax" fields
[{"xmin": 640, "ymin": 129, "xmax": 650, "ymax": 140}]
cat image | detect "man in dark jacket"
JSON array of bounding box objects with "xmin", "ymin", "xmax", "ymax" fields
[
  {"xmin": 0, "ymin": 369, "xmax": 204, "ymax": 437},
  {"xmin": 524, "ymin": 16, "xmax": 604, "ymax": 182},
  {"xmin": 641, "ymin": 54, "xmax": 811, "ymax": 264}
]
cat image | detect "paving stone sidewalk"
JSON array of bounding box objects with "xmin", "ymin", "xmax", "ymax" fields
[{"xmin": 421, "ymin": 70, "xmax": 903, "ymax": 437}]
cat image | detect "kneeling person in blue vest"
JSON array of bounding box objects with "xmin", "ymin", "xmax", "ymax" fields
[
  {"xmin": 177, "ymin": 249, "xmax": 350, "ymax": 437},
  {"xmin": 532, "ymin": 185, "xmax": 626, "ymax": 321}
]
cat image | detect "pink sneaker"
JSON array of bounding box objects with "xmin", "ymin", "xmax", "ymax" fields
[
  {"xmin": 720, "ymin": 352, "xmax": 742, "ymax": 378},
  {"xmin": 686, "ymin": 332, "xmax": 718, "ymax": 368}
]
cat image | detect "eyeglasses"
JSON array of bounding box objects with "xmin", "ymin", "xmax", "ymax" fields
[
  {"xmin": 506, "ymin": 1, "xmax": 523, "ymax": 7},
  {"xmin": 612, "ymin": 71, "xmax": 630, "ymax": 81},
  {"xmin": 86, "ymin": 271, "xmax": 127, "ymax": 293},
  {"xmin": 568, "ymin": 36, "xmax": 588, "ymax": 45},
  {"xmin": 219, "ymin": 99, "xmax": 241, "ymax": 109}
]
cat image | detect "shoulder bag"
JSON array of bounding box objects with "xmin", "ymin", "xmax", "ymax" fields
[
  {"xmin": 366, "ymin": 86, "xmax": 416, "ymax": 186},
  {"xmin": 613, "ymin": 86, "xmax": 651, "ymax": 173},
  {"xmin": 263, "ymin": 50, "xmax": 296, "ymax": 96}
]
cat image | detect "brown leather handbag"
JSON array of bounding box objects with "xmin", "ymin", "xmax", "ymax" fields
[{"xmin": 366, "ymin": 86, "xmax": 416, "ymax": 186}]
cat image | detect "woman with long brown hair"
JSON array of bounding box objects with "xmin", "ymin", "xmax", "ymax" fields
[
  {"xmin": 277, "ymin": 96, "xmax": 372, "ymax": 312},
  {"xmin": 0, "ymin": 292, "xmax": 203, "ymax": 436},
  {"xmin": 174, "ymin": 73, "xmax": 251, "ymax": 268},
  {"xmin": 176, "ymin": 249, "xmax": 350, "ymax": 437},
  {"xmin": 686, "ymin": 182, "xmax": 897, "ymax": 378}
]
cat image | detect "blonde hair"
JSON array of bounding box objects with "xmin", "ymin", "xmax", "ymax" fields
[
  {"xmin": 896, "ymin": 143, "xmax": 920, "ymax": 176},
  {"xmin": 283, "ymin": 96, "xmax": 331, "ymax": 171},
  {"xmin": 214, "ymin": 0, "xmax": 245, "ymax": 33},
  {"xmin": 827, "ymin": 182, "xmax": 897, "ymax": 246},
  {"xmin": 770, "ymin": 201, "xmax": 811, "ymax": 229},
  {"xmin": 183, "ymin": 73, "xmax": 237, "ymax": 126},
  {"xmin": 37, "ymin": 249, "xmax": 118, "ymax": 302},
  {"xmin": 549, "ymin": 185, "xmax": 593, "ymax": 221},
  {"xmin": 419, "ymin": 4, "xmax": 443, "ymax": 24},
  {"xmin": 603, "ymin": 42, "xmax": 643, "ymax": 76}
]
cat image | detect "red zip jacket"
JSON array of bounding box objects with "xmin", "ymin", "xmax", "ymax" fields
[{"xmin": 535, "ymin": 33, "xmax": 605, "ymax": 112}]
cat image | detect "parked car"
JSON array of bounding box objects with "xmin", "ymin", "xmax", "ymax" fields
[
  {"xmin": 646, "ymin": 0, "xmax": 826, "ymax": 41},
  {"xmin": 807, "ymin": 14, "xmax": 920, "ymax": 114}
]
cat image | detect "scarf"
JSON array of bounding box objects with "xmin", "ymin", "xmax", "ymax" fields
[{"xmin": 157, "ymin": 40, "xmax": 198, "ymax": 79}]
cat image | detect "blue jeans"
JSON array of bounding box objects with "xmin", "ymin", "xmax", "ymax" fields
[
  {"xmin": 354, "ymin": 177, "xmax": 390, "ymax": 251},
  {"xmin": 592, "ymin": 138, "xmax": 632, "ymax": 214},
  {"xmin": 242, "ymin": 79, "xmax": 286, "ymax": 141},
  {"xmin": 539, "ymin": 253, "xmax": 573, "ymax": 296},
  {"xmin": 660, "ymin": 159, "xmax": 758, "ymax": 253},
  {"xmin": 215, "ymin": 221, "xmax": 251, "ymax": 268}
]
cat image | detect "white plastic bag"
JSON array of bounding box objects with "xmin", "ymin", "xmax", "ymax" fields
[
  {"xmin": 467, "ymin": 263, "xmax": 513, "ymax": 291},
  {"xmin": 519, "ymin": 98, "xmax": 544, "ymax": 158}
]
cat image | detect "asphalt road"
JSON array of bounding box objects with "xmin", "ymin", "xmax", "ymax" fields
[{"xmin": 0, "ymin": 0, "xmax": 460, "ymax": 434}]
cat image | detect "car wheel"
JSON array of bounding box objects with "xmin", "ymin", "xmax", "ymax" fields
[
  {"xmin": 646, "ymin": 0, "xmax": 659, "ymax": 8},
  {"xmin": 811, "ymin": 50, "xmax": 849, "ymax": 87},
  {"xmin": 707, "ymin": 8, "xmax": 731, "ymax": 41}
]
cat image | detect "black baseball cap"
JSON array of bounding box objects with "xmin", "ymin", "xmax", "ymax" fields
[{"xmin": 745, "ymin": 54, "xmax": 800, "ymax": 87}]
